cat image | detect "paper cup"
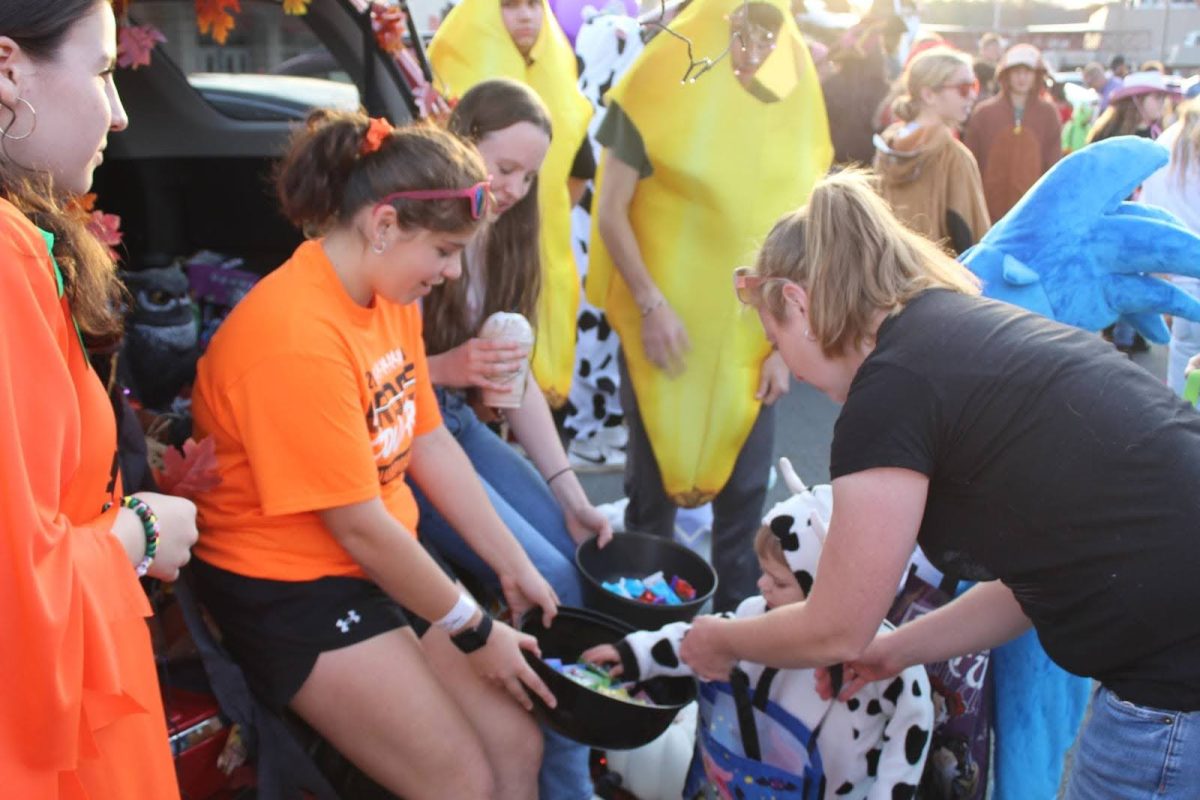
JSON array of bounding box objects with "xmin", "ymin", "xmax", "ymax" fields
[{"xmin": 479, "ymin": 312, "xmax": 534, "ymax": 409}]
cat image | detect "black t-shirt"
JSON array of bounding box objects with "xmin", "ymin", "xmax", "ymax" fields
[{"xmin": 831, "ymin": 289, "xmax": 1200, "ymax": 711}]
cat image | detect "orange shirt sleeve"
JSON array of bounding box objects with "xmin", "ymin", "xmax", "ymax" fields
[
  {"xmin": 0, "ymin": 211, "xmax": 156, "ymax": 790},
  {"xmin": 224, "ymin": 352, "xmax": 382, "ymax": 517}
]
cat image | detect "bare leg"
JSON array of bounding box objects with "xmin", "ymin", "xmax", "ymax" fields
[
  {"xmin": 289, "ymin": 627, "xmax": 496, "ymax": 800},
  {"xmin": 421, "ymin": 625, "xmax": 543, "ymax": 800}
]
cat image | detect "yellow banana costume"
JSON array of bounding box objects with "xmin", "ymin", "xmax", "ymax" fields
[
  {"xmin": 586, "ymin": 0, "xmax": 832, "ymax": 505},
  {"xmin": 428, "ymin": 0, "xmax": 592, "ymax": 407}
]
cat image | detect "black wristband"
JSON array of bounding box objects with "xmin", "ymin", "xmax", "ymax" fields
[
  {"xmin": 450, "ymin": 613, "xmax": 493, "ymax": 654},
  {"xmin": 544, "ymin": 466, "xmax": 573, "ymax": 485}
]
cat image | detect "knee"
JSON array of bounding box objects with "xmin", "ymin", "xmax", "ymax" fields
[
  {"xmin": 513, "ymin": 715, "xmax": 544, "ymax": 774},
  {"xmin": 452, "ymin": 760, "xmax": 497, "ymax": 800},
  {"xmin": 492, "ymin": 715, "xmax": 543, "ymax": 789}
]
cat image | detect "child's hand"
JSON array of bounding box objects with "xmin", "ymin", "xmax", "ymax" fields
[{"xmin": 580, "ymin": 643, "xmax": 623, "ymax": 677}]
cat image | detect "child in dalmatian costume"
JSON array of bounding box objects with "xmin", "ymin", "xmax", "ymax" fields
[
  {"xmin": 562, "ymin": 8, "xmax": 645, "ymax": 458},
  {"xmin": 585, "ymin": 474, "xmax": 934, "ymax": 800}
]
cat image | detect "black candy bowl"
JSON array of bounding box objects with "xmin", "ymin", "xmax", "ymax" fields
[
  {"xmin": 519, "ymin": 606, "xmax": 696, "ymax": 750},
  {"xmin": 575, "ymin": 531, "xmax": 717, "ymax": 630}
]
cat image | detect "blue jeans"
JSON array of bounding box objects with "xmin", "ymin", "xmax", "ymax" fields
[
  {"xmin": 1063, "ymin": 686, "xmax": 1200, "ymax": 800},
  {"xmin": 413, "ymin": 390, "xmax": 584, "ymax": 607},
  {"xmin": 411, "ymin": 390, "xmax": 591, "ymax": 800}
]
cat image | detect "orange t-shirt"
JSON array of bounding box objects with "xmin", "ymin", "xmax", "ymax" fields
[
  {"xmin": 192, "ymin": 239, "xmax": 441, "ymax": 581},
  {"xmin": 0, "ymin": 198, "xmax": 177, "ymax": 798}
]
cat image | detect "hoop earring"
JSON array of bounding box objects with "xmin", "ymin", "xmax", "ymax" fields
[
  {"xmin": 0, "ymin": 97, "xmax": 37, "ymax": 141},
  {"xmin": 371, "ymin": 239, "xmax": 387, "ymax": 255}
]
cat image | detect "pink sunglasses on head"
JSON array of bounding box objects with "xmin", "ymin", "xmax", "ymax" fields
[{"xmin": 376, "ymin": 180, "xmax": 493, "ymax": 220}]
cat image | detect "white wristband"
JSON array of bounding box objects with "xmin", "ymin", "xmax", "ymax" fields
[{"xmin": 434, "ymin": 592, "xmax": 479, "ymax": 632}]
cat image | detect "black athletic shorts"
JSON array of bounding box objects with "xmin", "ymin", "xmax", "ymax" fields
[{"xmin": 191, "ymin": 558, "xmax": 433, "ymax": 711}]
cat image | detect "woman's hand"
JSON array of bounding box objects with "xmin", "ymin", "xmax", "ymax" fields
[
  {"xmin": 1187, "ymin": 352, "xmax": 1200, "ymax": 376},
  {"xmin": 121, "ymin": 492, "xmax": 199, "ymax": 581},
  {"xmin": 499, "ymin": 561, "xmax": 560, "ymax": 628},
  {"xmin": 756, "ymin": 349, "xmax": 791, "ymax": 406},
  {"xmin": 562, "ymin": 500, "xmax": 614, "ymax": 549},
  {"xmin": 431, "ymin": 338, "xmax": 529, "ymax": 392},
  {"xmin": 679, "ymin": 614, "xmax": 737, "ymax": 681},
  {"xmin": 580, "ymin": 643, "xmax": 623, "ymax": 677},
  {"xmin": 468, "ymin": 618, "xmax": 558, "ymax": 711},
  {"xmin": 641, "ymin": 300, "xmax": 691, "ymax": 377},
  {"xmin": 816, "ymin": 632, "xmax": 906, "ymax": 701}
]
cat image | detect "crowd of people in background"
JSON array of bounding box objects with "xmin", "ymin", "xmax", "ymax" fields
[{"xmin": 4, "ymin": 0, "xmax": 1200, "ymax": 798}]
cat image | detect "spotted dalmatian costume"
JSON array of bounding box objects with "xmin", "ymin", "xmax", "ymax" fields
[
  {"xmin": 562, "ymin": 9, "xmax": 645, "ymax": 445},
  {"xmin": 613, "ymin": 488, "xmax": 934, "ymax": 800}
]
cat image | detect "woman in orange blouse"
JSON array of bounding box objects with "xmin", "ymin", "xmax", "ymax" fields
[{"xmin": 0, "ymin": 1, "xmax": 198, "ymax": 797}]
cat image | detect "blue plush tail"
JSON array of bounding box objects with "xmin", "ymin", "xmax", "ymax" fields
[{"xmin": 991, "ymin": 630, "xmax": 1090, "ymax": 800}]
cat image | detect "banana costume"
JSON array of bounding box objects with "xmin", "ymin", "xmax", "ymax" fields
[
  {"xmin": 586, "ymin": 0, "xmax": 832, "ymax": 505},
  {"xmin": 428, "ymin": 0, "xmax": 592, "ymax": 406}
]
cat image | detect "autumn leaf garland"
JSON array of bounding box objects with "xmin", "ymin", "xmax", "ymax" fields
[{"xmin": 115, "ymin": 0, "xmax": 314, "ymax": 66}]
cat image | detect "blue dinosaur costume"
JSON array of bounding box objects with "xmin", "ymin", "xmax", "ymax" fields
[{"xmin": 958, "ymin": 136, "xmax": 1200, "ymax": 800}]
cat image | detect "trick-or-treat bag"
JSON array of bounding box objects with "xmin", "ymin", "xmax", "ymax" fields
[
  {"xmin": 888, "ymin": 572, "xmax": 992, "ymax": 800},
  {"xmin": 684, "ymin": 678, "xmax": 824, "ymax": 800}
]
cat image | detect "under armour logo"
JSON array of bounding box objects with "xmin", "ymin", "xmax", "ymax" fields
[{"xmin": 335, "ymin": 609, "xmax": 361, "ymax": 634}]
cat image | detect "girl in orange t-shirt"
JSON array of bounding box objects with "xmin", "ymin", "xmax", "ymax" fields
[
  {"xmin": 190, "ymin": 114, "xmax": 559, "ymax": 799},
  {"xmin": 0, "ymin": 2, "xmax": 199, "ymax": 796}
]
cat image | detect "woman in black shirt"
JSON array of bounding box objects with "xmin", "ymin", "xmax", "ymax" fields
[{"xmin": 680, "ymin": 170, "xmax": 1200, "ymax": 798}]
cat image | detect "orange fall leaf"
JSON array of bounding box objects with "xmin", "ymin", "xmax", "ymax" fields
[
  {"xmin": 155, "ymin": 437, "xmax": 222, "ymax": 499},
  {"xmin": 195, "ymin": 0, "xmax": 241, "ymax": 45}
]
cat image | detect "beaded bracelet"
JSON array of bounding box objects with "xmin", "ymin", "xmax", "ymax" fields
[{"xmin": 122, "ymin": 496, "xmax": 160, "ymax": 577}]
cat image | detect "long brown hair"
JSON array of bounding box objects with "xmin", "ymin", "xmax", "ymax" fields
[
  {"xmin": 1086, "ymin": 96, "xmax": 1152, "ymax": 143},
  {"xmin": 755, "ymin": 169, "xmax": 980, "ymax": 357},
  {"xmin": 275, "ymin": 110, "xmax": 487, "ymax": 236},
  {"xmin": 423, "ymin": 78, "xmax": 552, "ymax": 356},
  {"xmin": 1, "ymin": 0, "xmax": 124, "ymax": 339}
]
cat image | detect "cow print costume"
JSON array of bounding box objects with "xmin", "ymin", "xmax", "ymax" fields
[
  {"xmin": 562, "ymin": 9, "xmax": 645, "ymax": 447},
  {"xmin": 613, "ymin": 486, "xmax": 934, "ymax": 800}
]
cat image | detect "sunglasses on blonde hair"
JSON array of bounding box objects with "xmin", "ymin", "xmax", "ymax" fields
[
  {"xmin": 376, "ymin": 180, "xmax": 493, "ymax": 220},
  {"xmin": 733, "ymin": 266, "xmax": 797, "ymax": 306}
]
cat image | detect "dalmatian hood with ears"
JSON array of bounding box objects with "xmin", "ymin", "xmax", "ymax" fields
[{"xmin": 762, "ymin": 458, "xmax": 832, "ymax": 595}]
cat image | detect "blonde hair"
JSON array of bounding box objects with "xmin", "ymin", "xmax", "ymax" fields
[
  {"xmin": 892, "ymin": 46, "xmax": 972, "ymax": 122},
  {"xmin": 753, "ymin": 525, "xmax": 787, "ymax": 569},
  {"xmin": 755, "ymin": 169, "xmax": 981, "ymax": 356},
  {"xmin": 1170, "ymin": 99, "xmax": 1200, "ymax": 190}
]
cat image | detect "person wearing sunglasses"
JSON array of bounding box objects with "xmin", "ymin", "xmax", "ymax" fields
[
  {"xmin": 187, "ymin": 112, "xmax": 559, "ymax": 799},
  {"xmin": 687, "ymin": 169, "xmax": 1200, "ymax": 800},
  {"xmin": 415, "ymin": 78, "xmax": 611, "ymax": 800},
  {"xmin": 873, "ymin": 45, "xmax": 990, "ymax": 256},
  {"xmin": 964, "ymin": 43, "xmax": 1062, "ymax": 222}
]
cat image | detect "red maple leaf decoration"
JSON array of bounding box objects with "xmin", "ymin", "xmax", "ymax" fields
[
  {"xmin": 118, "ymin": 24, "xmax": 167, "ymax": 70},
  {"xmin": 196, "ymin": 0, "xmax": 241, "ymax": 45},
  {"xmin": 370, "ymin": 2, "xmax": 408, "ymax": 56},
  {"xmin": 69, "ymin": 194, "xmax": 124, "ymax": 261},
  {"xmin": 155, "ymin": 437, "xmax": 222, "ymax": 499},
  {"xmin": 88, "ymin": 211, "xmax": 125, "ymax": 261}
]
